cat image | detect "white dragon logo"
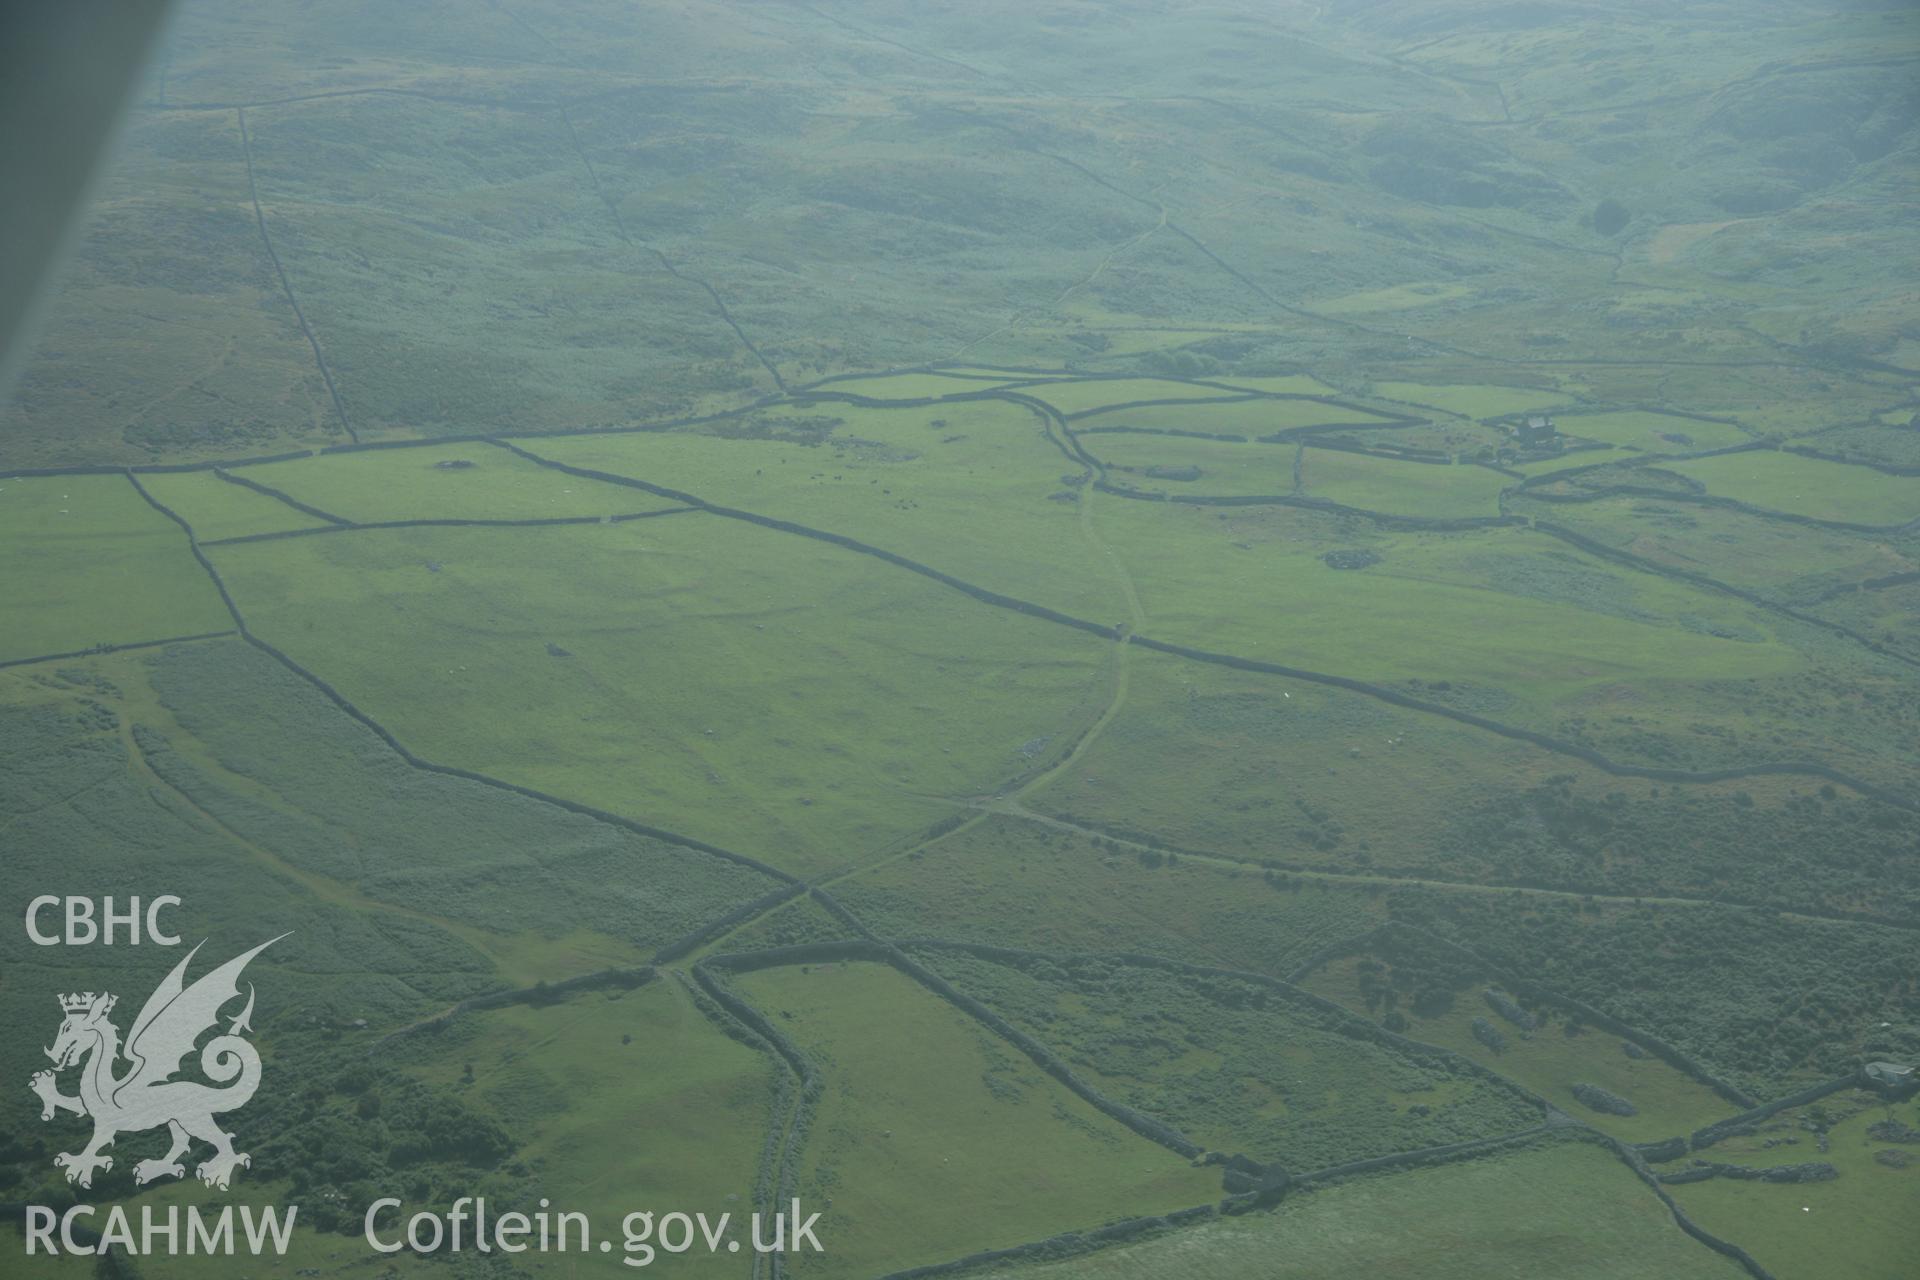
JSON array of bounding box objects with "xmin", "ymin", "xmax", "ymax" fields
[{"xmin": 29, "ymin": 936, "xmax": 284, "ymax": 1191}]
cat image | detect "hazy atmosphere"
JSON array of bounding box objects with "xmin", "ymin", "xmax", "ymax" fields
[{"xmin": 2, "ymin": 2, "xmax": 1917, "ymax": 1277}]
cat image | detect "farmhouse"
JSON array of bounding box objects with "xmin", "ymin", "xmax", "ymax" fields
[
  {"xmin": 1511, "ymin": 415, "xmax": 1558, "ymax": 447},
  {"xmin": 1863, "ymin": 1060, "xmax": 1916, "ymax": 1097}
]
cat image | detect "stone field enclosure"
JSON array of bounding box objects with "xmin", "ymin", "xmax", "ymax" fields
[{"xmin": 2, "ymin": 1, "xmax": 1918, "ymax": 1278}]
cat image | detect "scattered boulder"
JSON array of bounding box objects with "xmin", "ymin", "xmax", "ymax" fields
[
  {"xmin": 1323, "ymin": 549, "xmax": 1381, "ymax": 571},
  {"xmin": 1621, "ymin": 1040, "xmax": 1650, "ymax": 1060},
  {"xmin": 545, "ymin": 642, "xmax": 572, "ymax": 658},
  {"xmin": 1571, "ymin": 1083, "xmax": 1637, "ymax": 1117},
  {"xmin": 1220, "ymin": 1160, "xmax": 1290, "ymax": 1204}
]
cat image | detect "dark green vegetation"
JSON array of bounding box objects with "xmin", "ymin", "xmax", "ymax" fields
[
  {"xmin": 913, "ymin": 948, "xmax": 1544, "ymax": 1168},
  {"xmin": 3, "ymin": 1, "xmax": 1918, "ymax": 1277}
]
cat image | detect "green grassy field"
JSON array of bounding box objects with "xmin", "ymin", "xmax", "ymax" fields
[
  {"xmin": 1669, "ymin": 1090, "xmax": 1919, "ymax": 1280},
  {"xmin": 390, "ymin": 980, "xmax": 777, "ymax": 1279},
  {"xmin": 1508, "ymin": 491, "xmax": 1914, "ymax": 603},
  {"xmin": 207, "ymin": 515, "xmax": 1114, "ymax": 874},
  {"xmin": 144, "ymin": 637, "xmax": 779, "ymax": 966},
  {"xmin": 1086, "ymin": 434, "xmax": 1300, "ymax": 497},
  {"xmin": 999, "ymin": 378, "xmax": 1250, "ymax": 416},
  {"xmin": 1206, "ymin": 375, "xmax": 1344, "ymax": 397},
  {"xmin": 234, "ymin": 440, "xmax": 687, "ymax": 522},
  {"xmin": 1087, "ymin": 500, "xmax": 1798, "ymax": 715},
  {"xmin": 1552, "ymin": 411, "xmax": 1753, "ymax": 455},
  {"xmin": 812, "ymin": 372, "xmax": 1030, "ymax": 398},
  {"xmin": 3, "ymin": 2, "xmax": 1918, "ymax": 1275},
  {"xmin": 975, "ymin": 1137, "xmax": 1747, "ymax": 1279},
  {"xmin": 1297, "ymin": 447, "xmax": 1510, "ymax": 516},
  {"xmin": 1506, "ymin": 451, "xmax": 1616, "ymax": 477},
  {"xmin": 529, "ymin": 398, "xmax": 1131, "ymax": 620},
  {"xmin": 730, "ymin": 961, "xmax": 1219, "ymax": 1278},
  {"xmin": 1372, "ymin": 382, "xmax": 1574, "ymax": 420},
  {"xmin": 137, "ymin": 468, "xmax": 331, "ymax": 540},
  {"xmin": 1070, "ymin": 396, "xmax": 1401, "ymax": 435},
  {"xmin": 0, "ymin": 473, "xmax": 231, "ymax": 661},
  {"xmin": 1667, "ymin": 451, "xmax": 1920, "ymax": 525}
]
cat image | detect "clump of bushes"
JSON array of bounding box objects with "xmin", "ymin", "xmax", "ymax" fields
[{"xmin": 1571, "ymin": 1082, "xmax": 1637, "ymax": 1117}]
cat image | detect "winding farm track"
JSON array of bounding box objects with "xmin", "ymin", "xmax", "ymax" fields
[
  {"xmin": 7, "ymin": 371, "xmax": 1913, "ymax": 815},
  {"xmin": 53, "ymin": 394, "xmax": 1901, "ymax": 945},
  {"xmin": 19, "ymin": 24, "xmax": 1912, "ymax": 1272},
  {"xmin": 6, "ymin": 368, "xmax": 1907, "ymax": 1279},
  {"xmin": 3, "ymin": 372, "xmax": 1873, "ymax": 1280},
  {"xmin": 513, "ymin": 429, "xmax": 1920, "ymax": 808}
]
